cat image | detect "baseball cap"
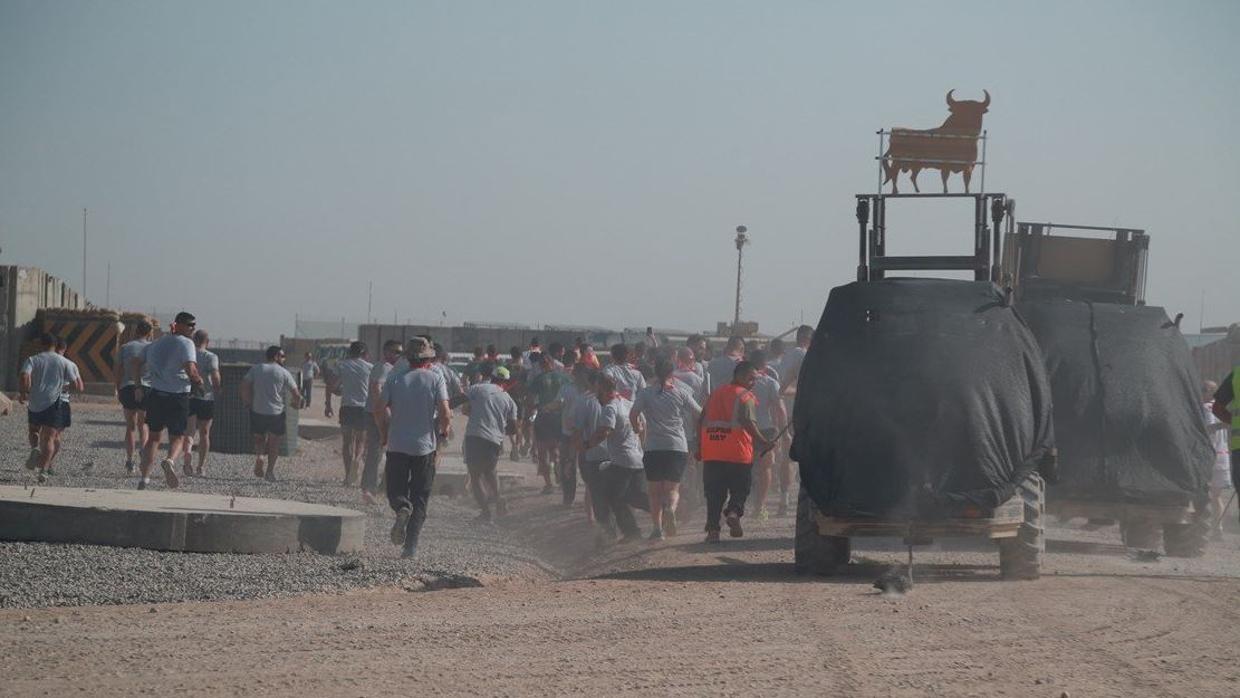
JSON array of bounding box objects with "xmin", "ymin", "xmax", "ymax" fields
[{"xmin": 495, "ymin": 366, "xmax": 511, "ymax": 380}]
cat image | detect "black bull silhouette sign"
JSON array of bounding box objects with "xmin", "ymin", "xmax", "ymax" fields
[{"xmin": 882, "ymin": 89, "xmax": 989, "ymax": 194}]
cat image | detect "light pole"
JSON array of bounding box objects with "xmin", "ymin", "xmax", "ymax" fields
[{"xmin": 733, "ymin": 225, "xmax": 749, "ymax": 332}]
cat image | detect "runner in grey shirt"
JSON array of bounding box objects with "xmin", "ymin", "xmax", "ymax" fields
[
  {"xmin": 300, "ymin": 353, "xmax": 318, "ymax": 408},
  {"xmin": 142, "ymin": 333, "xmax": 196, "ymax": 394},
  {"xmin": 20, "ymin": 335, "xmax": 84, "ymax": 481},
  {"xmin": 707, "ymin": 336, "xmax": 746, "ymax": 398},
  {"xmin": 632, "ymin": 358, "xmax": 702, "ymax": 538},
  {"xmin": 241, "ymin": 346, "xmax": 303, "ymax": 482},
  {"xmin": 632, "ymin": 379, "xmax": 701, "ymax": 454},
  {"xmin": 461, "ymin": 367, "xmax": 518, "ymax": 520},
  {"xmin": 464, "ymin": 381, "xmax": 519, "ymax": 446},
  {"xmin": 326, "ymin": 342, "xmax": 373, "ymax": 487},
  {"xmin": 672, "ymin": 347, "xmax": 707, "ymax": 402},
  {"xmin": 375, "ymin": 339, "xmax": 449, "ymax": 558},
  {"xmin": 361, "ymin": 340, "xmax": 402, "ymax": 501},
  {"xmin": 603, "ymin": 344, "xmax": 645, "ymax": 400},
  {"xmin": 115, "ymin": 319, "xmax": 155, "ymax": 474},
  {"xmin": 779, "ymin": 325, "xmax": 814, "ymax": 394},
  {"xmin": 185, "ymin": 329, "xmax": 222, "ymax": 477},
  {"xmin": 749, "ymin": 349, "xmax": 789, "ymax": 518},
  {"xmin": 244, "ymin": 361, "xmax": 300, "ymax": 416},
  {"xmin": 582, "ymin": 374, "xmax": 645, "ymax": 541}
]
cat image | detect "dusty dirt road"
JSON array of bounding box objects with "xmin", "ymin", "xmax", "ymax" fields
[
  {"xmin": 4, "ymin": 401, "xmax": 1240, "ymax": 696},
  {"xmin": 5, "ymin": 484, "xmax": 1240, "ymax": 697}
]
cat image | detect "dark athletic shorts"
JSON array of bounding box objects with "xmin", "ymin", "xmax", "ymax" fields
[
  {"xmin": 28, "ymin": 401, "xmax": 71, "ymax": 430},
  {"xmin": 534, "ymin": 411, "xmax": 561, "ymax": 443},
  {"xmin": 643, "ymin": 450, "xmax": 688, "ymax": 483},
  {"xmin": 118, "ymin": 385, "xmax": 147, "ymax": 411},
  {"xmin": 189, "ymin": 398, "xmax": 215, "ymax": 421},
  {"xmin": 250, "ymin": 411, "xmax": 287, "ymax": 436},
  {"xmin": 145, "ymin": 390, "xmax": 190, "ymax": 436},
  {"xmin": 463, "ymin": 435, "xmax": 501, "ymax": 475},
  {"xmin": 339, "ymin": 405, "xmax": 369, "ymax": 431}
]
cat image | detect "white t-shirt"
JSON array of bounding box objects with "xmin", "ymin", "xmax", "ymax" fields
[
  {"xmin": 118, "ymin": 339, "xmax": 152, "ymax": 388},
  {"xmin": 335, "ymin": 357, "xmax": 374, "ymax": 408},
  {"xmin": 196, "ymin": 349, "xmax": 220, "ymax": 401},
  {"xmin": 301, "ymin": 361, "xmax": 318, "ymax": 382},
  {"xmin": 380, "ymin": 366, "xmax": 448, "ymax": 457}
]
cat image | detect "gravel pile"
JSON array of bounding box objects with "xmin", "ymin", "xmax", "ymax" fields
[{"xmin": 0, "ymin": 404, "xmax": 549, "ymax": 608}]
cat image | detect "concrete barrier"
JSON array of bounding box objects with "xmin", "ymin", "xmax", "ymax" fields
[{"xmin": 0, "ymin": 486, "xmax": 364, "ymax": 554}]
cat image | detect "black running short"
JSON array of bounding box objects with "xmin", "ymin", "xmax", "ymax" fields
[
  {"xmin": 463, "ymin": 435, "xmax": 502, "ymax": 475},
  {"xmin": 189, "ymin": 398, "xmax": 215, "ymax": 421},
  {"xmin": 250, "ymin": 411, "xmax": 287, "ymax": 436},
  {"xmin": 643, "ymin": 450, "xmax": 688, "ymax": 483},
  {"xmin": 28, "ymin": 401, "xmax": 71, "ymax": 430},
  {"xmin": 118, "ymin": 385, "xmax": 147, "ymax": 411},
  {"xmin": 145, "ymin": 391, "xmax": 190, "ymax": 436},
  {"xmin": 339, "ymin": 405, "xmax": 369, "ymax": 431}
]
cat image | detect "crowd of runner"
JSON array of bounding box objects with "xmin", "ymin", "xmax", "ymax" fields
[{"xmin": 17, "ymin": 311, "xmax": 816, "ymax": 559}]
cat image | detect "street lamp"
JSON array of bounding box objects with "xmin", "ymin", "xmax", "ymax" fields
[{"xmin": 733, "ymin": 225, "xmax": 749, "ymax": 331}]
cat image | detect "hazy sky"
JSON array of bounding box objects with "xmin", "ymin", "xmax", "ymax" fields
[{"xmin": 2, "ymin": 1, "xmax": 1238, "ymax": 340}]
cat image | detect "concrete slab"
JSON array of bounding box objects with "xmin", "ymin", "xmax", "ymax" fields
[
  {"xmin": 297, "ymin": 415, "xmax": 341, "ymax": 441},
  {"xmin": 0, "ymin": 486, "xmax": 364, "ymax": 555}
]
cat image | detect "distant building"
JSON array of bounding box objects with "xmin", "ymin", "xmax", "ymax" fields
[{"xmin": 0, "ymin": 266, "xmax": 87, "ymax": 391}]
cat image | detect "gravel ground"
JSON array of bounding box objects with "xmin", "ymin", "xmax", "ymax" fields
[{"xmin": 0, "ymin": 401, "xmax": 553, "ymax": 608}]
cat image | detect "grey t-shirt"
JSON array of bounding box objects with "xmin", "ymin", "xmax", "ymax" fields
[
  {"xmin": 118, "ymin": 339, "xmax": 152, "ymax": 387},
  {"xmin": 22, "ymin": 351, "xmax": 77, "ymax": 413},
  {"xmin": 600, "ymin": 397, "xmax": 643, "ymax": 470},
  {"xmin": 143, "ymin": 334, "xmax": 197, "ymax": 393},
  {"xmin": 574, "ymin": 393, "xmax": 608, "ymax": 462},
  {"xmin": 672, "ymin": 369, "xmax": 706, "ymax": 402},
  {"xmin": 335, "ymin": 357, "xmax": 373, "ymax": 408},
  {"xmin": 558, "ymin": 382, "xmax": 580, "ymax": 436},
  {"xmin": 780, "ymin": 347, "xmax": 807, "ymax": 386},
  {"xmin": 433, "ymin": 362, "xmax": 464, "ymax": 400},
  {"xmin": 752, "ymin": 372, "xmax": 782, "ymax": 431},
  {"xmin": 301, "ymin": 360, "xmax": 317, "ymax": 382},
  {"xmin": 381, "ymin": 367, "xmax": 448, "ymax": 457},
  {"xmin": 464, "ymin": 382, "xmax": 518, "ymax": 446},
  {"xmin": 244, "ymin": 362, "xmax": 298, "ymax": 416},
  {"xmin": 633, "ymin": 382, "xmax": 701, "ymax": 453},
  {"xmin": 707, "ymin": 355, "xmax": 741, "ymax": 396},
  {"xmin": 367, "ymin": 360, "xmax": 394, "ymax": 411},
  {"xmin": 603, "ymin": 364, "xmax": 646, "ymax": 400},
  {"xmin": 196, "ymin": 349, "xmax": 220, "ymax": 401}
]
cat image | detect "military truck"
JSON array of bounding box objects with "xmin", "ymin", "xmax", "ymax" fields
[
  {"xmin": 1005, "ymin": 222, "xmax": 1215, "ymax": 556},
  {"xmin": 792, "ymin": 193, "xmax": 1056, "ymax": 580}
]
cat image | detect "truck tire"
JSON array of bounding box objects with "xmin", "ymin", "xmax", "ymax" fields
[
  {"xmin": 1163, "ymin": 500, "xmax": 1212, "ymax": 558},
  {"xmin": 1119, "ymin": 517, "xmax": 1161, "ymax": 550},
  {"xmin": 794, "ymin": 485, "xmax": 850, "ymax": 575},
  {"xmin": 999, "ymin": 474, "xmax": 1044, "ymax": 580}
]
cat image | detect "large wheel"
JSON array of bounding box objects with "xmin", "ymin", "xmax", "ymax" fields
[
  {"xmin": 1120, "ymin": 516, "xmax": 1161, "ymax": 549},
  {"xmin": 1163, "ymin": 499, "xmax": 1212, "ymax": 558},
  {"xmin": 794, "ymin": 485, "xmax": 850, "ymax": 575},
  {"xmin": 999, "ymin": 474, "xmax": 1044, "ymax": 580}
]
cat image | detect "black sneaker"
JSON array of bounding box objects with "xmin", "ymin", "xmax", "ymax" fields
[
  {"xmin": 648, "ymin": 527, "xmax": 664, "ymax": 542},
  {"xmin": 36, "ymin": 471, "xmax": 47, "ymax": 484},
  {"xmin": 725, "ymin": 513, "xmax": 744, "ymax": 538},
  {"xmin": 137, "ymin": 479, "xmax": 147, "ymax": 491},
  {"xmin": 390, "ymin": 507, "xmax": 411, "ymax": 546},
  {"xmin": 24, "ymin": 448, "xmax": 40, "ymax": 471},
  {"xmin": 264, "ymin": 470, "xmax": 277, "ymax": 483},
  {"xmin": 125, "ymin": 460, "xmax": 136, "ymax": 475},
  {"xmin": 400, "ymin": 541, "xmax": 418, "ymax": 559}
]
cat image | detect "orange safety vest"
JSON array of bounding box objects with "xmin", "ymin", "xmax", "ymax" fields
[{"xmin": 700, "ymin": 383, "xmax": 756, "ymax": 464}]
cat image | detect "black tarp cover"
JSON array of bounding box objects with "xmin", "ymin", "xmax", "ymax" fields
[
  {"xmin": 1017, "ymin": 298, "xmax": 1212, "ymax": 505},
  {"xmin": 790, "ymin": 279, "xmax": 1055, "ymax": 519}
]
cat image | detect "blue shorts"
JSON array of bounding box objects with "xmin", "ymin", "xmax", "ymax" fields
[{"xmin": 28, "ymin": 401, "xmax": 71, "ymax": 430}]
